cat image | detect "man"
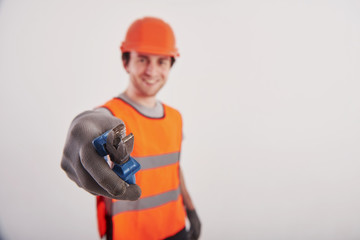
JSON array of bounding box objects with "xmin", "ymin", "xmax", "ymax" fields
[{"xmin": 61, "ymin": 17, "xmax": 201, "ymax": 240}]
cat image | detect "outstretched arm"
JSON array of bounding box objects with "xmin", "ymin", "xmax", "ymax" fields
[{"xmin": 61, "ymin": 109, "xmax": 141, "ymax": 200}]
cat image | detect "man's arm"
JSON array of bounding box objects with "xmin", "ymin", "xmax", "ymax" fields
[
  {"xmin": 61, "ymin": 109, "xmax": 141, "ymax": 200},
  {"xmin": 179, "ymin": 167, "xmax": 201, "ymax": 239},
  {"xmin": 179, "ymin": 168, "xmax": 195, "ymax": 210}
]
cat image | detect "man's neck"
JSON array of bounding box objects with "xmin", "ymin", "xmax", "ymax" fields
[{"xmin": 124, "ymin": 89, "xmax": 157, "ymax": 108}]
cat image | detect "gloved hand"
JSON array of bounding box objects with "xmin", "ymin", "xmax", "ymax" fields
[
  {"xmin": 187, "ymin": 209, "xmax": 201, "ymax": 240},
  {"xmin": 61, "ymin": 108, "xmax": 141, "ymax": 200}
]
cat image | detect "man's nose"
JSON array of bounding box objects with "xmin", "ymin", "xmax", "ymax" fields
[{"xmin": 145, "ymin": 61, "xmax": 157, "ymax": 76}]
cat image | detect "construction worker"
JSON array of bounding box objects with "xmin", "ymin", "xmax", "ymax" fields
[{"xmin": 61, "ymin": 17, "xmax": 201, "ymax": 240}]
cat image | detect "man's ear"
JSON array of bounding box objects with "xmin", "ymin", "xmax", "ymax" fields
[{"xmin": 122, "ymin": 60, "xmax": 130, "ymax": 73}]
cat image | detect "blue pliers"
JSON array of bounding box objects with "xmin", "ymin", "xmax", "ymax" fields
[{"xmin": 92, "ymin": 124, "xmax": 141, "ymax": 184}]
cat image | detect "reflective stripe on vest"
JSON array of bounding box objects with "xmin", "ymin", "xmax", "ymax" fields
[
  {"xmin": 136, "ymin": 152, "xmax": 180, "ymax": 170},
  {"xmin": 112, "ymin": 187, "xmax": 181, "ymax": 215},
  {"xmin": 99, "ymin": 98, "xmax": 186, "ymax": 240}
]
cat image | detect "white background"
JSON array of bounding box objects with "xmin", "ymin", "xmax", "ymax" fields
[{"xmin": 1, "ymin": 0, "xmax": 359, "ymax": 239}]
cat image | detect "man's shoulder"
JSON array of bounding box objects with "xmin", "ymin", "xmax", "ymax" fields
[
  {"xmin": 162, "ymin": 103, "xmax": 181, "ymax": 115},
  {"xmin": 162, "ymin": 103, "xmax": 182, "ymax": 123}
]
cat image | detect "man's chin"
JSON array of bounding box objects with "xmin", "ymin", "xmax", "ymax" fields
[{"xmin": 140, "ymin": 88, "xmax": 163, "ymax": 97}]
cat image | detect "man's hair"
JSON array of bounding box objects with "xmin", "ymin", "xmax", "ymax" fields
[{"xmin": 122, "ymin": 52, "xmax": 176, "ymax": 67}]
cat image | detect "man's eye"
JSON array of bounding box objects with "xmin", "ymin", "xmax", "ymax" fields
[{"xmin": 159, "ymin": 59, "xmax": 168, "ymax": 65}]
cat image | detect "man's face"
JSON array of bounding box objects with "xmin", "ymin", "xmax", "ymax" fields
[{"xmin": 124, "ymin": 51, "xmax": 172, "ymax": 98}]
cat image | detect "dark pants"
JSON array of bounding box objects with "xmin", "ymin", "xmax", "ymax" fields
[
  {"xmin": 106, "ymin": 225, "xmax": 188, "ymax": 240},
  {"xmin": 165, "ymin": 227, "xmax": 188, "ymax": 240}
]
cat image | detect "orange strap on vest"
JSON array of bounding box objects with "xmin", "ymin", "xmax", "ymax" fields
[
  {"xmin": 97, "ymin": 98, "xmax": 186, "ymax": 240},
  {"xmin": 96, "ymin": 196, "xmax": 107, "ymax": 237}
]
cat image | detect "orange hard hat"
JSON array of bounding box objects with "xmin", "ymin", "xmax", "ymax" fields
[{"xmin": 120, "ymin": 17, "xmax": 179, "ymax": 57}]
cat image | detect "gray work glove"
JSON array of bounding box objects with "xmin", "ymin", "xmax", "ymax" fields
[
  {"xmin": 187, "ymin": 209, "xmax": 201, "ymax": 240},
  {"xmin": 61, "ymin": 109, "xmax": 141, "ymax": 200}
]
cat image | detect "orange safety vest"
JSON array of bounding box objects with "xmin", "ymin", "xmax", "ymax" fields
[{"xmin": 96, "ymin": 98, "xmax": 186, "ymax": 240}]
